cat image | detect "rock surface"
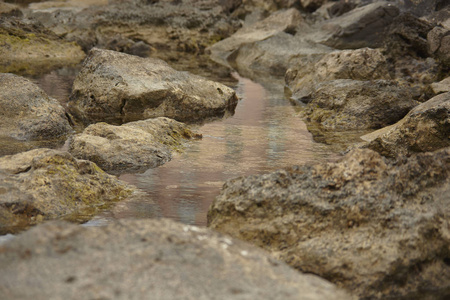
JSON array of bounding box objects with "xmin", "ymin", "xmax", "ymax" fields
[
  {"xmin": 69, "ymin": 117, "xmax": 201, "ymax": 173},
  {"xmin": 301, "ymin": 79, "xmax": 418, "ymax": 130},
  {"xmin": 68, "ymin": 48, "xmax": 238, "ymax": 124},
  {"xmin": 0, "ymin": 149, "xmax": 133, "ymax": 234},
  {"xmin": 0, "ymin": 219, "xmax": 353, "ymax": 300},
  {"xmin": 362, "ymin": 92, "xmax": 450, "ymax": 157},
  {"xmin": 208, "ymin": 148, "xmax": 450, "ymax": 299},
  {"xmin": 285, "ymin": 47, "xmax": 392, "ymax": 101},
  {"xmin": 0, "ymin": 73, "xmax": 72, "ymax": 141},
  {"xmin": 431, "ymin": 76, "xmax": 450, "ymax": 94},
  {"xmin": 0, "ymin": 18, "xmax": 85, "ymax": 75}
]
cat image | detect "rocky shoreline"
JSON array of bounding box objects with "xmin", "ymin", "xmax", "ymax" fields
[{"xmin": 0, "ymin": 0, "xmax": 449, "ymax": 299}]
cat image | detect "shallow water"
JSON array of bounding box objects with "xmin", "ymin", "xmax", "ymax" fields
[
  {"xmin": 85, "ymin": 74, "xmax": 340, "ymax": 226},
  {"xmin": 6, "ymin": 65, "xmax": 341, "ymax": 228}
]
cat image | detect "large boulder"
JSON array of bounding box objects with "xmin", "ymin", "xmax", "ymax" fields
[
  {"xmin": 69, "ymin": 117, "xmax": 201, "ymax": 173},
  {"xmin": 68, "ymin": 48, "xmax": 238, "ymax": 124},
  {"xmin": 0, "ymin": 149, "xmax": 133, "ymax": 234},
  {"xmin": 0, "ymin": 219, "xmax": 353, "ymax": 300},
  {"xmin": 301, "ymin": 79, "xmax": 418, "ymax": 130},
  {"xmin": 0, "ymin": 18, "xmax": 85, "ymax": 75},
  {"xmin": 208, "ymin": 148, "xmax": 450, "ymax": 299},
  {"xmin": 285, "ymin": 47, "xmax": 392, "ymax": 101},
  {"xmin": 362, "ymin": 92, "xmax": 450, "ymax": 157},
  {"xmin": 0, "ymin": 73, "xmax": 72, "ymax": 141}
]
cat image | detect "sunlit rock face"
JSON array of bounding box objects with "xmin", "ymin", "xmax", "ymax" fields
[
  {"xmin": 208, "ymin": 148, "xmax": 450, "ymax": 299},
  {"xmin": 0, "ymin": 218, "xmax": 354, "ymax": 300},
  {"xmin": 68, "ymin": 48, "xmax": 238, "ymax": 124}
]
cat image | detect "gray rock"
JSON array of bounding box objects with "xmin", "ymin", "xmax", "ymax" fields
[
  {"xmin": 0, "ymin": 149, "xmax": 133, "ymax": 234},
  {"xmin": 302, "ymin": 79, "xmax": 418, "ymax": 130},
  {"xmin": 208, "ymin": 148, "xmax": 450, "ymax": 299},
  {"xmin": 69, "ymin": 117, "xmax": 201, "ymax": 173},
  {"xmin": 0, "ymin": 219, "xmax": 354, "ymax": 300},
  {"xmin": 208, "ymin": 8, "xmax": 305, "ymax": 67},
  {"xmin": 362, "ymin": 92, "xmax": 450, "ymax": 157},
  {"xmin": 285, "ymin": 47, "xmax": 392, "ymax": 101},
  {"xmin": 68, "ymin": 48, "xmax": 238, "ymax": 124},
  {"xmin": 314, "ymin": 1, "xmax": 400, "ymax": 49},
  {"xmin": 0, "ymin": 73, "xmax": 72, "ymax": 141}
]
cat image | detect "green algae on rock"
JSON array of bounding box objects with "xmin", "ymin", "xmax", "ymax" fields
[
  {"xmin": 0, "ymin": 149, "xmax": 134, "ymax": 234},
  {"xmin": 0, "ymin": 18, "xmax": 85, "ymax": 75}
]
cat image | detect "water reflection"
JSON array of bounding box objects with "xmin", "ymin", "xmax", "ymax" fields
[{"xmin": 86, "ymin": 74, "xmax": 340, "ymax": 226}]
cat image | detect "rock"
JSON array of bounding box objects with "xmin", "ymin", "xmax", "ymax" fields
[
  {"xmin": 69, "ymin": 117, "xmax": 201, "ymax": 173},
  {"xmin": 0, "ymin": 18, "xmax": 85, "ymax": 75},
  {"xmin": 0, "ymin": 2, "xmax": 22, "ymax": 17},
  {"xmin": 228, "ymin": 32, "xmax": 333, "ymax": 79},
  {"xmin": 362, "ymin": 92, "xmax": 450, "ymax": 157},
  {"xmin": 428, "ymin": 25, "xmax": 450, "ymax": 67},
  {"xmin": 302, "ymin": 79, "xmax": 418, "ymax": 130},
  {"xmin": 68, "ymin": 48, "xmax": 238, "ymax": 124},
  {"xmin": 397, "ymin": 0, "xmax": 449, "ymax": 17},
  {"xmin": 313, "ymin": 1, "xmax": 400, "ymax": 49},
  {"xmin": 0, "ymin": 73, "xmax": 72, "ymax": 141},
  {"xmin": 25, "ymin": 0, "xmax": 242, "ymax": 56},
  {"xmin": 431, "ymin": 76, "xmax": 450, "ymax": 94},
  {"xmin": 208, "ymin": 8, "xmax": 304, "ymax": 67},
  {"xmin": 208, "ymin": 148, "xmax": 450, "ymax": 299},
  {"xmin": 0, "ymin": 149, "xmax": 134, "ymax": 234},
  {"xmin": 0, "ymin": 219, "xmax": 354, "ymax": 300},
  {"xmin": 300, "ymin": 0, "xmax": 326, "ymax": 12},
  {"xmin": 285, "ymin": 48, "xmax": 392, "ymax": 101}
]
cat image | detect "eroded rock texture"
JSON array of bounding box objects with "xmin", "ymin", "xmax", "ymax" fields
[{"xmin": 208, "ymin": 148, "xmax": 450, "ymax": 299}]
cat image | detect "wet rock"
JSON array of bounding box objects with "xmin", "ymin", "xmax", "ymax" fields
[
  {"xmin": 68, "ymin": 48, "xmax": 238, "ymax": 124},
  {"xmin": 285, "ymin": 47, "xmax": 392, "ymax": 101},
  {"xmin": 69, "ymin": 117, "xmax": 201, "ymax": 173},
  {"xmin": 208, "ymin": 148, "xmax": 450, "ymax": 299},
  {"xmin": 0, "ymin": 18, "xmax": 85, "ymax": 75},
  {"xmin": 428, "ymin": 25, "xmax": 450, "ymax": 67},
  {"xmin": 208, "ymin": 8, "xmax": 304, "ymax": 67},
  {"xmin": 0, "ymin": 149, "xmax": 133, "ymax": 234},
  {"xmin": 431, "ymin": 76, "xmax": 450, "ymax": 94},
  {"xmin": 0, "ymin": 219, "xmax": 353, "ymax": 300},
  {"xmin": 314, "ymin": 1, "xmax": 400, "ymax": 49},
  {"xmin": 302, "ymin": 79, "xmax": 418, "ymax": 130},
  {"xmin": 0, "ymin": 73, "xmax": 72, "ymax": 141},
  {"xmin": 362, "ymin": 92, "xmax": 450, "ymax": 157}
]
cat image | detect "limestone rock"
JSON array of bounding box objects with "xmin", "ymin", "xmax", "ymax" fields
[
  {"xmin": 69, "ymin": 117, "xmax": 201, "ymax": 173},
  {"xmin": 0, "ymin": 149, "xmax": 133, "ymax": 234},
  {"xmin": 0, "ymin": 219, "xmax": 353, "ymax": 300},
  {"xmin": 285, "ymin": 48, "xmax": 392, "ymax": 101},
  {"xmin": 208, "ymin": 148, "xmax": 450, "ymax": 299},
  {"xmin": 0, "ymin": 73, "xmax": 72, "ymax": 141},
  {"xmin": 363, "ymin": 92, "xmax": 450, "ymax": 157},
  {"xmin": 0, "ymin": 18, "xmax": 85, "ymax": 75},
  {"xmin": 302, "ymin": 79, "xmax": 418, "ymax": 130},
  {"xmin": 428, "ymin": 25, "xmax": 450, "ymax": 67},
  {"xmin": 208, "ymin": 8, "xmax": 304, "ymax": 66},
  {"xmin": 68, "ymin": 48, "xmax": 238, "ymax": 124}
]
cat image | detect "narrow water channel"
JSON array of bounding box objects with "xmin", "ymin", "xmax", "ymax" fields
[{"xmin": 27, "ymin": 68, "xmax": 341, "ymax": 227}]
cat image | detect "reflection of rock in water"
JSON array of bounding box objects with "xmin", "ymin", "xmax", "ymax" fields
[{"xmin": 107, "ymin": 74, "xmax": 340, "ymax": 226}]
